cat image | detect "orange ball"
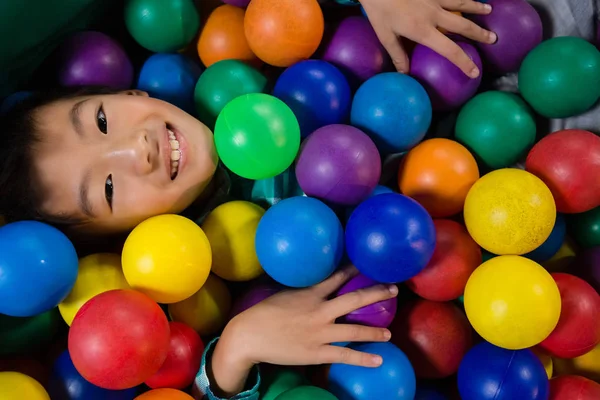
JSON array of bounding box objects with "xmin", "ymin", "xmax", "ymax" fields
[
  {"xmin": 197, "ymin": 5, "xmax": 258, "ymax": 68},
  {"xmin": 398, "ymin": 138, "xmax": 480, "ymax": 217},
  {"xmin": 135, "ymin": 388, "xmax": 193, "ymax": 400},
  {"xmin": 244, "ymin": 0, "xmax": 324, "ymax": 67}
]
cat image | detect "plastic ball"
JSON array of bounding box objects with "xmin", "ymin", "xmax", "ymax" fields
[
  {"xmin": 214, "ymin": 93, "xmax": 301, "ymax": 180},
  {"xmin": 223, "ymin": 0, "xmax": 250, "ymax": 7},
  {"xmin": 68, "ymin": 290, "xmax": 170, "ymax": 390},
  {"xmin": 244, "ymin": 0, "xmax": 324, "ymax": 67},
  {"xmin": 398, "ymin": 138, "xmax": 480, "ymax": 217},
  {"xmin": 391, "ymin": 300, "xmax": 473, "ymax": 379},
  {"xmin": 276, "ymin": 386, "xmax": 336, "ymax": 400},
  {"xmin": 343, "ymin": 185, "xmax": 395, "ymax": 222},
  {"xmin": 554, "ymin": 343, "xmax": 600, "ymax": 381},
  {"xmin": 296, "ymin": 124, "xmax": 381, "ymax": 205},
  {"xmin": 455, "ymin": 91, "xmax": 536, "ymax": 170},
  {"xmin": 145, "ymin": 322, "xmax": 204, "ymax": 389},
  {"xmin": 328, "ymin": 342, "xmax": 416, "ymax": 400},
  {"xmin": 197, "ymin": 5, "xmax": 258, "ymax": 68},
  {"xmin": 0, "ymin": 372, "xmax": 50, "ymax": 400},
  {"xmin": 261, "ymin": 369, "xmax": 307, "ymax": 400},
  {"xmin": 525, "ymin": 214, "xmax": 566, "ymax": 263},
  {"xmin": 543, "ymin": 237, "xmax": 579, "ymax": 273},
  {"xmin": 569, "ymin": 207, "xmax": 600, "ymax": 249},
  {"xmin": 49, "ymin": 350, "xmax": 138, "ymax": 400},
  {"xmin": 351, "ymin": 72, "xmax": 432, "ymax": 154},
  {"xmin": 56, "ymin": 31, "xmax": 133, "ymax": 89},
  {"xmin": 531, "ymin": 347, "xmax": 554, "ymax": 379},
  {"xmin": 273, "ymin": 60, "xmax": 352, "ymax": 138},
  {"xmin": 464, "ymin": 255, "xmax": 561, "ymax": 349},
  {"xmin": 229, "ymin": 280, "xmax": 283, "ymax": 319},
  {"xmin": 526, "ymin": 129, "xmax": 600, "ymax": 214},
  {"xmin": 59, "ymin": 253, "xmax": 131, "ymax": 326},
  {"xmin": 469, "ymin": 0, "xmax": 542, "ymax": 73},
  {"xmin": 578, "ymin": 247, "xmax": 600, "ymax": 293},
  {"xmin": 407, "ymin": 220, "xmax": 482, "ymax": 302},
  {"xmin": 135, "ymin": 388, "xmax": 193, "ymax": 400},
  {"xmin": 255, "ymin": 197, "xmax": 344, "ymax": 287},
  {"xmin": 250, "ymin": 167, "xmax": 306, "ymax": 209},
  {"xmin": 549, "ymin": 376, "xmax": 600, "ymax": 400},
  {"xmin": 194, "ymin": 59, "xmax": 267, "ymax": 129},
  {"xmin": 168, "ymin": 274, "xmax": 231, "ymax": 336},
  {"xmin": 346, "ymin": 193, "xmax": 436, "ymax": 283},
  {"xmin": 519, "ymin": 36, "xmax": 600, "ymax": 118},
  {"xmin": 335, "ymin": 274, "xmax": 398, "ymax": 328},
  {"xmin": 463, "ymin": 169, "xmax": 556, "ymax": 255},
  {"xmin": 202, "ymin": 201, "xmax": 265, "ymax": 282},
  {"xmin": 137, "ymin": 53, "xmax": 202, "ymax": 115},
  {"xmin": 539, "ymin": 273, "xmax": 600, "ymax": 359},
  {"xmin": 0, "ymin": 221, "xmax": 78, "ymax": 317},
  {"xmin": 124, "ymin": 0, "xmax": 199, "ymax": 53},
  {"xmin": 410, "ymin": 41, "xmax": 482, "ymax": 111},
  {"xmin": 321, "ymin": 16, "xmax": 389, "ymax": 88},
  {"xmin": 0, "ymin": 359, "xmax": 47, "ymax": 388},
  {"xmin": 458, "ymin": 342, "xmax": 549, "ymax": 400},
  {"xmin": 0, "ymin": 309, "xmax": 61, "ymax": 356}
]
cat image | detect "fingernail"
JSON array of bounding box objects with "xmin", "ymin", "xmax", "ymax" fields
[
  {"xmin": 484, "ymin": 4, "xmax": 492, "ymax": 12},
  {"xmin": 388, "ymin": 285, "xmax": 398, "ymax": 295},
  {"xmin": 372, "ymin": 355, "xmax": 383, "ymax": 366},
  {"xmin": 489, "ymin": 31, "xmax": 498, "ymax": 44},
  {"xmin": 469, "ymin": 67, "xmax": 480, "ymax": 79},
  {"xmin": 383, "ymin": 330, "xmax": 391, "ymax": 339}
]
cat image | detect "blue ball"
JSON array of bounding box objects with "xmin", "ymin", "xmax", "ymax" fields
[
  {"xmin": 273, "ymin": 60, "xmax": 352, "ymax": 138},
  {"xmin": 0, "ymin": 91, "xmax": 33, "ymax": 116},
  {"xmin": 255, "ymin": 196, "xmax": 344, "ymax": 287},
  {"xmin": 525, "ymin": 213, "xmax": 566, "ymax": 262},
  {"xmin": 345, "ymin": 193, "xmax": 436, "ymax": 283},
  {"xmin": 137, "ymin": 53, "xmax": 202, "ymax": 115},
  {"xmin": 344, "ymin": 185, "xmax": 394, "ymax": 222},
  {"xmin": 0, "ymin": 221, "xmax": 78, "ymax": 317},
  {"xmin": 351, "ymin": 72, "xmax": 432, "ymax": 154},
  {"xmin": 415, "ymin": 387, "xmax": 448, "ymax": 400},
  {"xmin": 328, "ymin": 342, "xmax": 416, "ymax": 400},
  {"xmin": 49, "ymin": 350, "xmax": 138, "ymax": 399},
  {"xmin": 360, "ymin": 5, "xmax": 367, "ymax": 18},
  {"xmin": 458, "ymin": 342, "xmax": 549, "ymax": 400}
]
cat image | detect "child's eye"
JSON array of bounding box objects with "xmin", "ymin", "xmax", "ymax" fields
[
  {"xmin": 97, "ymin": 105, "xmax": 108, "ymax": 134},
  {"xmin": 105, "ymin": 174, "xmax": 113, "ymax": 208}
]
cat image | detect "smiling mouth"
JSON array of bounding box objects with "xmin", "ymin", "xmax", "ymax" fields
[{"xmin": 167, "ymin": 125, "xmax": 181, "ymax": 180}]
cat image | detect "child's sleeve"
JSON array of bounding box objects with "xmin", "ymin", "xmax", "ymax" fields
[{"xmin": 193, "ymin": 338, "xmax": 261, "ymax": 400}]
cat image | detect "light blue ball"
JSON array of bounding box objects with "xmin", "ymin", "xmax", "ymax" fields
[{"xmin": 255, "ymin": 196, "xmax": 344, "ymax": 287}]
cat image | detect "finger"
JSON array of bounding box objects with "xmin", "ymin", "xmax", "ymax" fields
[
  {"xmin": 438, "ymin": 10, "xmax": 497, "ymax": 44},
  {"xmin": 317, "ymin": 345, "xmax": 383, "ymax": 367},
  {"xmin": 440, "ymin": 0, "xmax": 492, "ymax": 15},
  {"xmin": 374, "ymin": 30, "xmax": 410, "ymax": 73},
  {"xmin": 420, "ymin": 29, "xmax": 481, "ymax": 78},
  {"xmin": 324, "ymin": 324, "xmax": 391, "ymax": 344},
  {"xmin": 322, "ymin": 283, "xmax": 398, "ymax": 320},
  {"xmin": 311, "ymin": 265, "xmax": 359, "ymax": 298}
]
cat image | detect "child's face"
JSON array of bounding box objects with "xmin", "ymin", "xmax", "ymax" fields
[{"xmin": 32, "ymin": 91, "xmax": 218, "ymax": 234}]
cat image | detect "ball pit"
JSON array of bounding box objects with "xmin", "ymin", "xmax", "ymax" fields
[{"xmin": 261, "ymin": 369, "xmax": 307, "ymax": 400}]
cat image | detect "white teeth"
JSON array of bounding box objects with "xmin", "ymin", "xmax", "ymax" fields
[
  {"xmin": 171, "ymin": 150, "xmax": 181, "ymax": 161},
  {"xmin": 169, "ymin": 140, "xmax": 179, "ymax": 150},
  {"xmin": 168, "ymin": 128, "xmax": 181, "ymax": 179}
]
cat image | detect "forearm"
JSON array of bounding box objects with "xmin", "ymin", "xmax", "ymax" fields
[{"xmin": 208, "ymin": 334, "xmax": 254, "ymax": 397}]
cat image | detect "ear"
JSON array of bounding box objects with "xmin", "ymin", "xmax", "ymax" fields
[{"xmin": 121, "ymin": 90, "xmax": 149, "ymax": 97}]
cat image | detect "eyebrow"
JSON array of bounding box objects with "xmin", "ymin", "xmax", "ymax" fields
[
  {"xmin": 78, "ymin": 168, "xmax": 97, "ymax": 219},
  {"xmin": 70, "ymin": 99, "xmax": 89, "ymax": 138}
]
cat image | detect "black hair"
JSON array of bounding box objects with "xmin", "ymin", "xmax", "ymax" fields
[{"xmin": 0, "ymin": 86, "xmax": 118, "ymax": 227}]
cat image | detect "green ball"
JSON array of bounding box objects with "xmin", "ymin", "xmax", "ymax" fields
[
  {"xmin": 194, "ymin": 59, "xmax": 268, "ymax": 129},
  {"xmin": 455, "ymin": 91, "xmax": 536, "ymax": 170},
  {"xmin": 125, "ymin": 0, "xmax": 200, "ymax": 53},
  {"xmin": 214, "ymin": 93, "xmax": 301, "ymax": 180},
  {"xmin": 275, "ymin": 386, "xmax": 338, "ymax": 400},
  {"xmin": 0, "ymin": 308, "xmax": 61, "ymax": 356},
  {"xmin": 519, "ymin": 36, "xmax": 600, "ymax": 118},
  {"xmin": 569, "ymin": 207, "xmax": 600, "ymax": 249},
  {"xmin": 260, "ymin": 369, "xmax": 307, "ymax": 400}
]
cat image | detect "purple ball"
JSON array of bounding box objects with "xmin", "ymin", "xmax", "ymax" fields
[
  {"xmin": 578, "ymin": 247, "xmax": 600, "ymax": 293},
  {"xmin": 222, "ymin": 0, "xmax": 250, "ymax": 7},
  {"xmin": 322, "ymin": 16, "xmax": 390, "ymax": 88},
  {"xmin": 229, "ymin": 281, "xmax": 283, "ymax": 319},
  {"xmin": 470, "ymin": 0, "xmax": 542, "ymax": 74},
  {"xmin": 410, "ymin": 42, "xmax": 482, "ymax": 111},
  {"xmin": 296, "ymin": 124, "xmax": 382, "ymax": 206},
  {"xmin": 57, "ymin": 31, "xmax": 134, "ymax": 89},
  {"xmin": 336, "ymin": 274, "xmax": 397, "ymax": 328}
]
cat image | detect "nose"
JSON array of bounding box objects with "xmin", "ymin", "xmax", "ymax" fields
[{"xmin": 109, "ymin": 130, "xmax": 157, "ymax": 175}]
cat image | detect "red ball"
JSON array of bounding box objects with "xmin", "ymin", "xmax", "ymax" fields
[
  {"xmin": 390, "ymin": 300, "xmax": 473, "ymax": 379},
  {"xmin": 549, "ymin": 375, "xmax": 600, "ymax": 400},
  {"xmin": 406, "ymin": 220, "xmax": 481, "ymax": 301},
  {"xmin": 539, "ymin": 273, "xmax": 600, "ymax": 358},
  {"xmin": 526, "ymin": 129, "xmax": 600, "ymax": 213},
  {"xmin": 145, "ymin": 322, "xmax": 205, "ymax": 389},
  {"xmin": 68, "ymin": 289, "xmax": 170, "ymax": 390}
]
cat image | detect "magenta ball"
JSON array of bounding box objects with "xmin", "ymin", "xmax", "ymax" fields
[
  {"xmin": 579, "ymin": 247, "xmax": 600, "ymax": 293},
  {"xmin": 229, "ymin": 281, "xmax": 283, "ymax": 319},
  {"xmin": 222, "ymin": 0, "xmax": 250, "ymax": 7},
  {"xmin": 322, "ymin": 16, "xmax": 390, "ymax": 88},
  {"xmin": 410, "ymin": 41, "xmax": 482, "ymax": 111},
  {"xmin": 296, "ymin": 124, "xmax": 382, "ymax": 206},
  {"xmin": 56, "ymin": 31, "xmax": 133, "ymax": 89},
  {"xmin": 336, "ymin": 274, "xmax": 397, "ymax": 328},
  {"xmin": 470, "ymin": 0, "xmax": 542, "ymax": 74}
]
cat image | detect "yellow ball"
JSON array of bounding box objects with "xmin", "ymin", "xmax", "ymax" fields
[
  {"xmin": 59, "ymin": 253, "xmax": 130, "ymax": 325},
  {"xmin": 464, "ymin": 255, "xmax": 561, "ymax": 350},
  {"xmin": 0, "ymin": 372, "xmax": 50, "ymax": 400},
  {"xmin": 531, "ymin": 347, "xmax": 554, "ymax": 379},
  {"xmin": 554, "ymin": 343, "xmax": 600, "ymax": 381},
  {"xmin": 168, "ymin": 274, "xmax": 231, "ymax": 336},
  {"xmin": 202, "ymin": 201, "xmax": 265, "ymax": 282},
  {"xmin": 464, "ymin": 168, "xmax": 556, "ymax": 255},
  {"xmin": 122, "ymin": 214, "xmax": 211, "ymax": 304}
]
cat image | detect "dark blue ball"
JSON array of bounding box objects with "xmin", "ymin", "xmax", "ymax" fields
[
  {"xmin": 458, "ymin": 341, "xmax": 550, "ymax": 400},
  {"xmin": 328, "ymin": 342, "xmax": 416, "ymax": 400},
  {"xmin": 273, "ymin": 60, "xmax": 352, "ymax": 138},
  {"xmin": 137, "ymin": 53, "xmax": 202, "ymax": 115},
  {"xmin": 344, "ymin": 185, "xmax": 393, "ymax": 223},
  {"xmin": 525, "ymin": 213, "xmax": 566, "ymax": 262},
  {"xmin": 0, "ymin": 91, "xmax": 32, "ymax": 115},
  {"xmin": 415, "ymin": 387, "xmax": 448, "ymax": 400},
  {"xmin": 345, "ymin": 193, "xmax": 436, "ymax": 283},
  {"xmin": 0, "ymin": 221, "xmax": 78, "ymax": 317},
  {"xmin": 255, "ymin": 196, "xmax": 344, "ymax": 287},
  {"xmin": 351, "ymin": 72, "xmax": 432, "ymax": 154}
]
